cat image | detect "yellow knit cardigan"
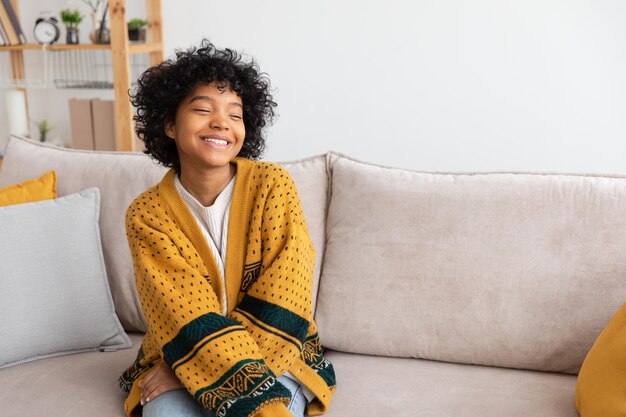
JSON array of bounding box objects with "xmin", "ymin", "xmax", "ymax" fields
[{"xmin": 119, "ymin": 158, "xmax": 335, "ymax": 417}]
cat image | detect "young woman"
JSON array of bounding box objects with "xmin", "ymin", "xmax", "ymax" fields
[{"xmin": 118, "ymin": 40, "xmax": 336, "ymax": 417}]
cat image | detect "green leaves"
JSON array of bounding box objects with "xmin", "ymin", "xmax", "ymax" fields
[{"xmin": 60, "ymin": 8, "xmax": 84, "ymax": 28}]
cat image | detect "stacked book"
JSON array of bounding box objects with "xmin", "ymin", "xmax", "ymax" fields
[{"xmin": 0, "ymin": 0, "xmax": 26, "ymax": 46}]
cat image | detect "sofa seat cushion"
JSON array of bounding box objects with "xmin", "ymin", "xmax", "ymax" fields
[
  {"xmin": 0, "ymin": 335, "xmax": 578, "ymax": 416},
  {"xmin": 0, "ymin": 333, "xmax": 143, "ymax": 417},
  {"xmin": 323, "ymin": 350, "xmax": 578, "ymax": 417}
]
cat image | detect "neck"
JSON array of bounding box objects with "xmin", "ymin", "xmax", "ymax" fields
[{"xmin": 179, "ymin": 163, "xmax": 236, "ymax": 207}]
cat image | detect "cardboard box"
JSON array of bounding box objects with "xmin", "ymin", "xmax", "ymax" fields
[{"xmin": 69, "ymin": 98, "xmax": 116, "ymax": 151}]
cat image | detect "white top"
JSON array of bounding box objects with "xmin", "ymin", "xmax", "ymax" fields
[
  {"xmin": 174, "ymin": 173, "xmax": 235, "ymax": 315},
  {"xmin": 174, "ymin": 173, "xmax": 315, "ymax": 403}
]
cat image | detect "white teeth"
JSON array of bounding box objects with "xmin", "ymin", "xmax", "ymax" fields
[{"xmin": 203, "ymin": 137, "xmax": 228, "ymax": 145}]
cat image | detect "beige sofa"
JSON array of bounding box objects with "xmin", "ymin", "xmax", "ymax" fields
[{"xmin": 1, "ymin": 135, "xmax": 621, "ymax": 416}]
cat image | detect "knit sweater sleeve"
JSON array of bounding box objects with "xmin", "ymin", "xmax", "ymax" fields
[
  {"xmin": 126, "ymin": 193, "xmax": 293, "ymax": 417},
  {"xmin": 227, "ymin": 165, "xmax": 315, "ymax": 377}
]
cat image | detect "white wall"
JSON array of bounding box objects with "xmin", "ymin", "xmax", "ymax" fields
[{"xmin": 2, "ymin": 0, "xmax": 625, "ymax": 172}]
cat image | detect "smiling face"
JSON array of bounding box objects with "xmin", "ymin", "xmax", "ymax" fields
[{"xmin": 165, "ymin": 81, "xmax": 245, "ymax": 176}]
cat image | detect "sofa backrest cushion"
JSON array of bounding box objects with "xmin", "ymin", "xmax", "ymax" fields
[
  {"xmin": 278, "ymin": 155, "xmax": 329, "ymax": 312},
  {"xmin": 0, "ymin": 137, "xmax": 167, "ymax": 332},
  {"xmin": 0, "ymin": 137, "xmax": 329, "ymax": 331},
  {"xmin": 315, "ymin": 152, "xmax": 626, "ymax": 374}
]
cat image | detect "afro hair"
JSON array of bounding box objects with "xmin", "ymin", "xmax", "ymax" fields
[{"xmin": 131, "ymin": 39, "xmax": 277, "ymax": 170}]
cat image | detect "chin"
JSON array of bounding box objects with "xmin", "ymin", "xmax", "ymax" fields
[{"xmin": 203, "ymin": 156, "xmax": 236, "ymax": 168}]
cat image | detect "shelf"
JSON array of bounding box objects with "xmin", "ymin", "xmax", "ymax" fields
[
  {"xmin": 128, "ymin": 42, "xmax": 164, "ymax": 54},
  {"xmin": 3, "ymin": 0, "xmax": 164, "ymax": 151},
  {"xmin": 0, "ymin": 42, "xmax": 163, "ymax": 54},
  {"xmin": 0, "ymin": 44, "xmax": 111, "ymax": 51}
]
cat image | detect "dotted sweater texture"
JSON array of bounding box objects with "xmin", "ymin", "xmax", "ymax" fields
[{"xmin": 119, "ymin": 158, "xmax": 335, "ymax": 417}]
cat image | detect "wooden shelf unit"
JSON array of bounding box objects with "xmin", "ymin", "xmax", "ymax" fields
[
  {"xmin": 0, "ymin": 42, "xmax": 163, "ymax": 53},
  {"xmin": 1, "ymin": 0, "xmax": 164, "ymax": 151}
]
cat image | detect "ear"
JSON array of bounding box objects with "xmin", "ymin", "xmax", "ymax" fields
[{"xmin": 164, "ymin": 120, "xmax": 176, "ymax": 140}]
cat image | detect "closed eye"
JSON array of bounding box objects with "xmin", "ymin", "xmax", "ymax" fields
[
  {"xmin": 193, "ymin": 108, "xmax": 211, "ymax": 113},
  {"xmin": 230, "ymin": 114, "xmax": 242, "ymax": 120}
]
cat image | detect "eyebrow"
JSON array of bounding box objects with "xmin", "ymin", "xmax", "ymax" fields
[{"xmin": 188, "ymin": 95, "xmax": 243, "ymax": 108}]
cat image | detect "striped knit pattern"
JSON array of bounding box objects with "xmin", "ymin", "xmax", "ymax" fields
[{"xmin": 119, "ymin": 158, "xmax": 335, "ymax": 417}]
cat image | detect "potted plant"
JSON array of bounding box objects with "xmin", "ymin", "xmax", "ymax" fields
[
  {"xmin": 37, "ymin": 120, "xmax": 53, "ymax": 143},
  {"xmin": 60, "ymin": 8, "xmax": 84, "ymax": 44},
  {"xmin": 127, "ymin": 18, "xmax": 148, "ymax": 42}
]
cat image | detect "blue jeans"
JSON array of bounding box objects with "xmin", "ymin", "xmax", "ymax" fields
[{"xmin": 142, "ymin": 375, "xmax": 307, "ymax": 417}]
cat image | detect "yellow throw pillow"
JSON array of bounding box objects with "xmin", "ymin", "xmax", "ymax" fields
[
  {"xmin": 0, "ymin": 171, "xmax": 57, "ymax": 207},
  {"xmin": 575, "ymin": 302, "xmax": 626, "ymax": 417}
]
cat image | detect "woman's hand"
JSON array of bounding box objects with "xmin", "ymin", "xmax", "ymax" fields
[{"xmin": 140, "ymin": 362, "xmax": 185, "ymax": 405}]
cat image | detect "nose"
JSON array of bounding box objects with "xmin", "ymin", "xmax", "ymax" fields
[{"xmin": 209, "ymin": 113, "xmax": 228, "ymax": 130}]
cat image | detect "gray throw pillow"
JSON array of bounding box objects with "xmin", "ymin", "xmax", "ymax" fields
[{"xmin": 0, "ymin": 188, "xmax": 131, "ymax": 369}]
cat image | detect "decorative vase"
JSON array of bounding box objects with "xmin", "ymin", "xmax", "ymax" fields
[
  {"xmin": 89, "ymin": 12, "xmax": 110, "ymax": 44},
  {"xmin": 89, "ymin": 12, "xmax": 98, "ymax": 43},
  {"xmin": 94, "ymin": 26, "xmax": 110, "ymax": 44},
  {"xmin": 66, "ymin": 27, "xmax": 79, "ymax": 44}
]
